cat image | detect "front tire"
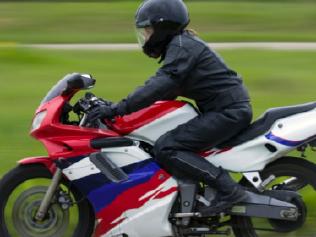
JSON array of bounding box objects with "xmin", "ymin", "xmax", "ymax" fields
[{"xmin": 0, "ymin": 164, "xmax": 95, "ymax": 237}]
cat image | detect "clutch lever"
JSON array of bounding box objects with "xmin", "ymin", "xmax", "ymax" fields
[{"xmin": 79, "ymin": 114, "xmax": 88, "ymax": 127}]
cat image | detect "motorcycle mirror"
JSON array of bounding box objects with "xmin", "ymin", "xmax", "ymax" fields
[
  {"xmin": 67, "ymin": 74, "xmax": 96, "ymax": 90},
  {"xmin": 63, "ymin": 73, "xmax": 96, "ymax": 95}
]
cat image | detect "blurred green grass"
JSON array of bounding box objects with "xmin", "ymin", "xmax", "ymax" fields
[
  {"xmin": 1, "ymin": 1, "xmax": 316, "ymax": 235},
  {"xmin": 1, "ymin": 47, "xmax": 316, "ymax": 176},
  {"xmin": 1, "ymin": 1, "xmax": 316, "ymax": 43}
]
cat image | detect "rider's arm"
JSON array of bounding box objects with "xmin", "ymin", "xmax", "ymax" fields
[{"xmin": 113, "ymin": 44, "xmax": 196, "ymax": 116}]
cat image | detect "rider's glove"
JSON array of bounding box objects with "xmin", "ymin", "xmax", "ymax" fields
[{"xmin": 86, "ymin": 104, "xmax": 116, "ymax": 123}]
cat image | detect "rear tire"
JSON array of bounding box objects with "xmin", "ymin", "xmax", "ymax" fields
[
  {"xmin": 0, "ymin": 164, "xmax": 95, "ymax": 237},
  {"xmin": 232, "ymin": 157, "xmax": 316, "ymax": 237}
]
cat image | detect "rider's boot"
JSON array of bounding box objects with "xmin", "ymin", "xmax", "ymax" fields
[
  {"xmin": 201, "ymin": 168, "xmax": 248, "ymax": 215},
  {"xmin": 158, "ymin": 150, "xmax": 248, "ymax": 214}
]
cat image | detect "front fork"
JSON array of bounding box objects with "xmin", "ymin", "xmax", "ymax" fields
[{"xmin": 35, "ymin": 168, "xmax": 63, "ymax": 221}]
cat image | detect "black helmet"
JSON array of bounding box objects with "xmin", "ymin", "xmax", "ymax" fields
[{"xmin": 135, "ymin": 0, "xmax": 190, "ymax": 59}]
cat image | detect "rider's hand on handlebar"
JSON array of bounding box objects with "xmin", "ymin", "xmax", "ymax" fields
[{"xmin": 86, "ymin": 104, "xmax": 116, "ymax": 123}]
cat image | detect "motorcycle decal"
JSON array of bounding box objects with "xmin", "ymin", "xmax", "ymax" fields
[
  {"xmin": 100, "ymin": 178, "xmax": 177, "ymax": 237},
  {"xmin": 265, "ymin": 132, "xmax": 316, "ymax": 147},
  {"xmin": 127, "ymin": 103, "xmax": 198, "ymax": 143},
  {"xmin": 87, "ymin": 161, "xmax": 161, "ymax": 212},
  {"xmin": 199, "ymin": 147, "xmax": 232, "ymax": 157},
  {"xmin": 110, "ymin": 101, "xmax": 186, "ymax": 134},
  {"xmin": 61, "ymin": 157, "xmax": 159, "ymax": 206},
  {"xmin": 94, "ymin": 169, "xmax": 177, "ymax": 237}
]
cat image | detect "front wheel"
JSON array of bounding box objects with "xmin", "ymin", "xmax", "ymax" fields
[
  {"xmin": 232, "ymin": 157, "xmax": 316, "ymax": 237},
  {"xmin": 0, "ymin": 164, "xmax": 95, "ymax": 237}
]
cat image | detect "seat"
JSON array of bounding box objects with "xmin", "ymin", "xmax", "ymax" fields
[{"xmin": 218, "ymin": 102, "xmax": 316, "ymax": 148}]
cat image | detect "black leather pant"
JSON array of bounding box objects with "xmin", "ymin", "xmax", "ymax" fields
[{"xmin": 153, "ymin": 102, "xmax": 252, "ymax": 184}]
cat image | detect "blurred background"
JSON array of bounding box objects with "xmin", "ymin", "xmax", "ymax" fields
[
  {"xmin": 1, "ymin": 0, "xmax": 316, "ymax": 236},
  {"xmin": 1, "ymin": 0, "xmax": 316, "ymax": 177}
]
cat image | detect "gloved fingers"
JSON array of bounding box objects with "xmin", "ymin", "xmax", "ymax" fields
[
  {"xmin": 86, "ymin": 104, "xmax": 116, "ymax": 123},
  {"xmin": 88, "ymin": 113, "xmax": 102, "ymax": 123},
  {"xmin": 86, "ymin": 107, "xmax": 102, "ymax": 122},
  {"xmin": 99, "ymin": 98, "xmax": 113, "ymax": 106}
]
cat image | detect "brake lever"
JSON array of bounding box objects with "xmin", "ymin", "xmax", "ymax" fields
[{"xmin": 79, "ymin": 114, "xmax": 88, "ymax": 127}]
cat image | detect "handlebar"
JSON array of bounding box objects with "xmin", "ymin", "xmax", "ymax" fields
[{"xmin": 73, "ymin": 92, "xmax": 113, "ymax": 128}]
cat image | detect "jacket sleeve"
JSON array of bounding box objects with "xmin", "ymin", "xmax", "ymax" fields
[{"xmin": 114, "ymin": 45, "xmax": 196, "ymax": 116}]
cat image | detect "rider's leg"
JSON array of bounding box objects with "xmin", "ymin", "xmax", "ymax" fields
[{"xmin": 153, "ymin": 103, "xmax": 252, "ymax": 212}]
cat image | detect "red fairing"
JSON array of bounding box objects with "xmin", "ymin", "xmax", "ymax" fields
[
  {"xmin": 109, "ymin": 101, "xmax": 186, "ymax": 135},
  {"xmin": 19, "ymin": 156, "xmax": 56, "ymax": 173},
  {"xmin": 30, "ymin": 95, "xmax": 120, "ymax": 160},
  {"xmin": 25, "ymin": 93, "xmax": 185, "ymax": 161}
]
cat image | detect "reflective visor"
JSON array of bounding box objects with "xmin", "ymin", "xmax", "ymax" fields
[
  {"xmin": 136, "ymin": 28, "xmax": 147, "ymax": 48},
  {"xmin": 135, "ymin": 26, "xmax": 154, "ymax": 48}
]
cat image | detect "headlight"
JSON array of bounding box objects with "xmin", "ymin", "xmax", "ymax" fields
[{"xmin": 31, "ymin": 110, "xmax": 47, "ymax": 131}]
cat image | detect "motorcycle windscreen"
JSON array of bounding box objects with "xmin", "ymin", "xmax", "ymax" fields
[{"xmin": 40, "ymin": 73, "xmax": 95, "ymax": 105}]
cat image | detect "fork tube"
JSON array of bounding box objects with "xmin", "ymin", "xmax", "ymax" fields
[{"xmin": 35, "ymin": 168, "xmax": 62, "ymax": 221}]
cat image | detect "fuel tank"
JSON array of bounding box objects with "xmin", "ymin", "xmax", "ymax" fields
[
  {"xmin": 110, "ymin": 101, "xmax": 316, "ymax": 172},
  {"xmin": 110, "ymin": 101, "xmax": 198, "ymax": 144}
]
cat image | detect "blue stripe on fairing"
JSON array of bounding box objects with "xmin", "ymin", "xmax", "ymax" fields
[
  {"xmin": 87, "ymin": 161, "xmax": 161, "ymax": 212},
  {"xmin": 70, "ymin": 158, "xmax": 156, "ymax": 195},
  {"xmin": 265, "ymin": 132, "xmax": 303, "ymax": 147},
  {"xmin": 71, "ymin": 173, "xmax": 111, "ymax": 194}
]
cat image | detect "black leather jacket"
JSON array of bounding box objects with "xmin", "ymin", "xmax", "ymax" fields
[{"xmin": 115, "ymin": 31, "xmax": 250, "ymax": 115}]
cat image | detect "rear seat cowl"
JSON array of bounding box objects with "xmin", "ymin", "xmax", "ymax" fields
[{"xmin": 217, "ymin": 102, "xmax": 316, "ymax": 148}]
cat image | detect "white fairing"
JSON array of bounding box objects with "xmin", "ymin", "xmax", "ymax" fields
[
  {"xmin": 269, "ymin": 109, "xmax": 316, "ymax": 141},
  {"xmin": 128, "ymin": 104, "xmax": 198, "ymax": 144},
  {"xmin": 101, "ymin": 146, "xmax": 151, "ymax": 167},
  {"xmin": 102, "ymin": 177, "xmax": 178, "ymax": 237},
  {"xmin": 62, "ymin": 157, "xmax": 98, "ymax": 180},
  {"xmin": 206, "ymin": 136, "xmax": 284, "ymax": 172},
  {"xmin": 62, "ymin": 146, "xmax": 151, "ymax": 180},
  {"xmin": 206, "ymin": 108, "xmax": 316, "ymax": 172},
  {"xmin": 128, "ymin": 104, "xmax": 316, "ymax": 172}
]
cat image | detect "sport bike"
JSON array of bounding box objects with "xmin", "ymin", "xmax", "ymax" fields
[{"xmin": 1, "ymin": 73, "xmax": 316, "ymax": 237}]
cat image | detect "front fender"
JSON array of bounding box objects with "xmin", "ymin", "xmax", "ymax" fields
[{"xmin": 18, "ymin": 156, "xmax": 56, "ymax": 174}]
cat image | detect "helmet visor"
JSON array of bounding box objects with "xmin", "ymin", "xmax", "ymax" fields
[{"xmin": 135, "ymin": 27, "xmax": 154, "ymax": 48}]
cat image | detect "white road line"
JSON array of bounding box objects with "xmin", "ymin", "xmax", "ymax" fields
[{"xmin": 20, "ymin": 42, "xmax": 316, "ymax": 51}]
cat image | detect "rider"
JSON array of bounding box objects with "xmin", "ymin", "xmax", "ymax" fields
[{"xmin": 87, "ymin": 0, "xmax": 252, "ymax": 212}]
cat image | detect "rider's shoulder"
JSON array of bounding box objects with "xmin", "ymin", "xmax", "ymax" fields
[{"xmin": 168, "ymin": 31, "xmax": 207, "ymax": 56}]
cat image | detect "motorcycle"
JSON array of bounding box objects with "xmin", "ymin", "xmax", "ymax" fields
[{"xmin": 1, "ymin": 73, "xmax": 316, "ymax": 237}]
